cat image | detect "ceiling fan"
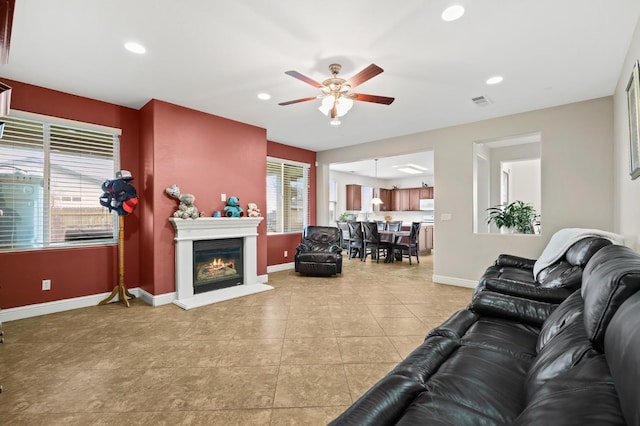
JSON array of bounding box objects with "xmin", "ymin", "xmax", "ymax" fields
[{"xmin": 279, "ymin": 63, "xmax": 395, "ymax": 121}]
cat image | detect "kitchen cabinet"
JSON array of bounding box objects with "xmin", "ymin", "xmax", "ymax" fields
[
  {"xmin": 409, "ymin": 188, "xmax": 421, "ymax": 211},
  {"xmin": 420, "ymin": 224, "xmax": 434, "ymax": 253},
  {"xmin": 378, "ymin": 188, "xmax": 392, "ymax": 211},
  {"xmin": 391, "ymin": 188, "xmax": 410, "ymax": 211},
  {"xmin": 420, "ymin": 187, "xmax": 434, "ymax": 199},
  {"xmin": 346, "ymin": 184, "xmax": 361, "ymax": 211}
]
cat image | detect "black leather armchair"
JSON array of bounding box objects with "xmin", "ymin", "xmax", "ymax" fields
[{"xmin": 295, "ymin": 226, "xmax": 343, "ymax": 276}]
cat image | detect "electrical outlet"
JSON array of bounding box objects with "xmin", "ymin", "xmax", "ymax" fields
[
  {"xmin": 221, "ymin": 193, "xmax": 226, "ymax": 202},
  {"xmin": 441, "ymin": 213, "xmax": 452, "ymax": 221},
  {"xmin": 284, "ymin": 250, "xmax": 288, "ymax": 257},
  {"xmin": 42, "ymin": 279, "xmax": 51, "ymax": 291}
]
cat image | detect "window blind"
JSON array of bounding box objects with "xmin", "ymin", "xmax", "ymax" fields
[
  {"xmin": 0, "ymin": 115, "xmax": 118, "ymax": 250},
  {"xmin": 266, "ymin": 158, "xmax": 309, "ymax": 233}
]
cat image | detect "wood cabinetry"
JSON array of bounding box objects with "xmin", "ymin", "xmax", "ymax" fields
[
  {"xmin": 378, "ymin": 188, "xmax": 392, "ymax": 211},
  {"xmin": 346, "ymin": 184, "xmax": 362, "ymax": 211},
  {"xmin": 388, "ymin": 186, "xmax": 435, "ymax": 211},
  {"xmin": 420, "ymin": 187, "xmax": 434, "ymax": 199},
  {"xmin": 409, "ymin": 188, "xmax": 421, "ymax": 211},
  {"xmin": 420, "ymin": 224, "xmax": 434, "ymax": 253}
]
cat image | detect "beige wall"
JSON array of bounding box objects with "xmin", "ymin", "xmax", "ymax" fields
[
  {"xmin": 614, "ymin": 17, "xmax": 640, "ymax": 248},
  {"xmin": 318, "ymin": 97, "xmax": 614, "ymax": 286}
]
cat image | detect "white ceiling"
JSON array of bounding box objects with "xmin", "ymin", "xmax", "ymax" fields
[
  {"xmin": 2, "ymin": 1, "xmax": 639, "ymax": 154},
  {"xmin": 330, "ymin": 152, "xmax": 434, "ymax": 180}
]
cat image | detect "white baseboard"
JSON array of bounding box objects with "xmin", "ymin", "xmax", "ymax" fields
[
  {"xmin": 267, "ymin": 262, "xmax": 294, "ymax": 273},
  {"xmin": 0, "ymin": 287, "xmax": 143, "ymax": 322},
  {"xmin": 258, "ymin": 273, "xmax": 269, "ymax": 283},
  {"xmin": 432, "ymin": 275, "xmax": 477, "ymax": 289},
  {"xmin": 136, "ymin": 288, "xmax": 176, "ymax": 307}
]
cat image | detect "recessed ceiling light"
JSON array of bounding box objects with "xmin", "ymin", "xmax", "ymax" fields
[
  {"xmin": 441, "ymin": 5, "xmax": 465, "ymax": 22},
  {"xmin": 124, "ymin": 42, "xmax": 146, "ymax": 54},
  {"xmin": 397, "ymin": 167, "xmax": 422, "ymax": 175},
  {"xmin": 257, "ymin": 93, "xmax": 271, "ymax": 100},
  {"xmin": 486, "ymin": 76, "xmax": 504, "ymax": 85}
]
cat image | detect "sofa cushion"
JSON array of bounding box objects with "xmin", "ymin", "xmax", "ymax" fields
[
  {"xmin": 396, "ymin": 393, "xmax": 506, "ymax": 426},
  {"xmin": 536, "ymin": 290, "xmax": 583, "ymax": 352},
  {"xmin": 604, "ymin": 291, "xmax": 640, "ymax": 425},
  {"xmin": 515, "ymin": 355, "xmax": 625, "ymax": 426},
  {"xmin": 581, "ymin": 244, "xmax": 640, "ymax": 352},
  {"xmin": 424, "ymin": 344, "xmax": 531, "ymax": 424},
  {"xmin": 525, "ymin": 317, "xmax": 597, "ymax": 400}
]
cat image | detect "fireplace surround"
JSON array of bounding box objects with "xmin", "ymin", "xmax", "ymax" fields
[{"xmin": 169, "ymin": 217, "xmax": 272, "ymax": 309}]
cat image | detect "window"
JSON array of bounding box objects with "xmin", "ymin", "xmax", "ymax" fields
[
  {"xmin": 266, "ymin": 157, "xmax": 309, "ymax": 233},
  {"xmin": 0, "ymin": 114, "xmax": 119, "ymax": 250}
]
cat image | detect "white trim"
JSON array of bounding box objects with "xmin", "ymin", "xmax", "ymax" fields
[
  {"xmin": 10, "ymin": 110, "xmax": 123, "ymax": 135},
  {"xmin": 432, "ymin": 274, "xmax": 477, "ymax": 289},
  {"xmin": 136, "ymin": 288, "xmax": 176, "ymax": 307},
  {"xmin": 258, "ymin": 273, "xmax": 269, "ymax": 283},
  {"xmin": 267, "ymin": 262, "xmax": 295, "ymax": 273},
  {"xmin": 0, "ymin": 287, "xmax": 143, "ymax": 322},
  {"xmin": 267, "ymin": 156, "xmax": 310, "ymax": 168}
]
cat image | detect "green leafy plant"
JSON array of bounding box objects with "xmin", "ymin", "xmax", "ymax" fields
[
  {"xmin": 486, "ymin": 200, "xmax": 538, "ymax": 234},
  {"xmin": 339, "ymin": 211, "xmax": 351, "ymax": 222}
]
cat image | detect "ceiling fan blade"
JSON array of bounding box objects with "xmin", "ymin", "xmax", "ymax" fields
[
  {"xmin": 278, "ymin": 96, "xmax": 318, "ymax": 106},
  {"xmin": 284, "ymin": 70, "xmax": 323, "ymax": 88},
  {"xmin": 351, "ymin": 93, "xmax": 395, "ymax": 105},
  {"xmin": 346, "ymin": 64, "xmax": 384, "ymax": 88}
]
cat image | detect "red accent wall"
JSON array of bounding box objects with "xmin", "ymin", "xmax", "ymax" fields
[
  {"xmin": 266, "ymin": 141, "xmax": 317, "ymax": 266},
  {"xmin": 0, "ymin": 79, "xmax": 141, "ymax": 309},
  {"xmin": 0, "ymin": 79, "xmax": 317, "ymax": 310},
  {"xmin": 139, "ymin": 100, "xmax": 268, "ymax": 296}
]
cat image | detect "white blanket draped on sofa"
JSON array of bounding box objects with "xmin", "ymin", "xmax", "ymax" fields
[{"xmin": 533, "ymin": 228, "xmax": 625, "ymax": 280}]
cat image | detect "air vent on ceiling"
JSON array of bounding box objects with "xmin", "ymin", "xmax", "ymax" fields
[{"xmin": 471, "ymin": 95, "xmax": 492, "ymax": 107}]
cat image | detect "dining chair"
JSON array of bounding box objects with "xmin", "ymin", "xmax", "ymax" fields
[
  {"xmin": 386, "ymin": 221, "xmax": 402, "ymax": 232},
  {"xmin": 362, "ymin": 221, "xmax": 391, "ymax": 263},
  {"xmin": 347, "ymin": 221, "xmax": 364, "ymax": 260},
  {"xmin": 394, "ymin": 221, "xmax": 421, "ymax": 265},
  {"xmin": 336, "ymin": 221, "xmax": 350, "ymax": 250},
  {"xmin": 376, "ymin": 221, "xmax": 386, "ymax": 232}
]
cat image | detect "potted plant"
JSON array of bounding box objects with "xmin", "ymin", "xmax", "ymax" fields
[
  {"xmin": 486, "ymin": 200, "xmax": 538, "ymax": 234},
  {"xmin": 339, "ymin": 211, "xmax": 351, "ymax": 222}
]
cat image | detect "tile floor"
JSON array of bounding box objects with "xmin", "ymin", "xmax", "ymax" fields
[{"xmin": 0, "ymin": 254, "xmax": 473, "ymax": 425}]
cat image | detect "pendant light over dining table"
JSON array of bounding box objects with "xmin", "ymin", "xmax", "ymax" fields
[{"xmin": 372, "ymin": 158, "xmax": 383, "ymax": 205}]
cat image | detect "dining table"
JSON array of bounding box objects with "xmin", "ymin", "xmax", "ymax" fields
[{"xmin": 378, "ymin": 229, "xmax": 410, "ymax": 263}]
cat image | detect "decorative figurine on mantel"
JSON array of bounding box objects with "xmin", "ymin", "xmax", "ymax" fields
[
  {"xmin": 165, "ymin": 184, "xmax": 199, "ymax": 219},
  {"xmin": 224, "ymin": 196, "xmax": 244, "ymax": 217},
  {"xmin": 247, "ymin": 203, "xmax": 261, "ymax": 217}
]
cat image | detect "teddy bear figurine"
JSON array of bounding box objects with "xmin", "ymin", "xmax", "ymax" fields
[
  {"xmin": 165, "ymin": 184, "xmax": 199, "ymax": 219},
  {"xmin": 224, "ymin": 196, "xmax": 244, "ymax": 217},
  {"xmin": 246, "ymin": 202, "xmax": 261, "ymax": 217}
]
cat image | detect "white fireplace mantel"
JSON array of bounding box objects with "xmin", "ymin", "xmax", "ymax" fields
[{"xmin": 169, "ymin": 217, "xmax": 272, "ymax": 309}]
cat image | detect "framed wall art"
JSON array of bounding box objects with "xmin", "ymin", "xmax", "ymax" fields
[{"xmin": 626, "ymin": 60, "xmax": 640, "ymax": 180}]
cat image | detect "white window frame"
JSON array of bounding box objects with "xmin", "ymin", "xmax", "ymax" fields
[
  {"xmin": 266, "ymin": 156, "xmax": 310, "ymax": 234},
  {"xmin": 0, "ymin": 111, "xmax": 121, "ymax": 251}
]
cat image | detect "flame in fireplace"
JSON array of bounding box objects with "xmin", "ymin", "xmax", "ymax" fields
[{"xmin": 196, "ymin": 258, "xmax": 237, "ymax": 282}]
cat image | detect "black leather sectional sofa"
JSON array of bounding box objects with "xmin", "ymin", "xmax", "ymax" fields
[{"xmin": 331, "ymin": 233, "xmax": 639, "ymax": 425}]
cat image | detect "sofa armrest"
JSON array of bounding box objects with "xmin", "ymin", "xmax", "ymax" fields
[
  {"xmin": 495, "ymin": 254, "xmax": 536, "ymax": 269},
  {"xmin": 328, "ymin": 375, "xmax": 426, "ymax": 426},
  {"xmin": 470, "ymin": 291, "xmax": 558, "ymax": 327},
  {"xmin": 484, "ymin": 278, "xmax": 573, "ymax": 303}
]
